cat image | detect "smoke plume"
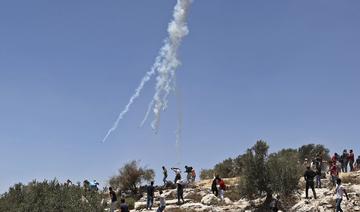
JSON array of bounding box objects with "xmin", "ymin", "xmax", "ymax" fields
[{"xmin": 102, "ymin": 0, "xmax": 191, "ymax": 142}]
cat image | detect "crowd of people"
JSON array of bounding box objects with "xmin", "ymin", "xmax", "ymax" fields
[
  {"xmin": 301, "ymin": 149, "xmax": 358, "ymax": 212},
  {"xmin": 108, "ymin": 165, "xmax": 198, "ymax": 212},
  {"xmin": 100, "ymin": 151, "xmax": 359, "ymax": 212}
]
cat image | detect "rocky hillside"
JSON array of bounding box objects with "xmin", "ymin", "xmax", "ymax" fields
[
  {"xmin": 291, "ymin": 171, "xmax": 360, "ymax": 212},
  {"xmin": 105, "ymin": 171, "xmax": 360, "ymax": 212},
  {"xmin": 123, "ymin": 171, "xmax": 360, "ymax": 212}
]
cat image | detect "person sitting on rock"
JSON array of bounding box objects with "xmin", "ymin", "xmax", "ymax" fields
[
  {"xmin": 304, "ymin": 166, "xmax": 317, "ymax": 199},
  {"xmin": 335, "ymin": 178, "xmax": 349, "ymax": 212}
]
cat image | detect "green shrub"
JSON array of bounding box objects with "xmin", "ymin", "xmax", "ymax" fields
[
  {"xmin": 199, "ymin": 169, "xmax": 214, "ymax": 180},
  {"xmin": 268, "ymin": 149, "xmax": 302, "ymax": 196},
  {"xmin": 0, "ymin": 179, "xmax": 105, "ymax": 212},
  {"xmin": 298, "ymin": 144, "xmax": 330, "ymax": 163},
  {"xmin": 238, "ymin": 141, "xmax": 303, "ymax": 204},
  {"xmin": 109, "ymin": 160, "xmax": 154, "ymax": 195}
]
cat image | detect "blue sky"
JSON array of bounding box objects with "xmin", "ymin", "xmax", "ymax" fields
[{"xmin": 1, "ymin": 0, "xmax": 359, "ymax": 193}]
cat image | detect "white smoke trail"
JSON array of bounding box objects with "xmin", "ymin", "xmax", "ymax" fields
[
  {"xmin": 101, "ymin": 62, "xmax": 157, "ymax": 143},
  {"xmin": 139, "ymin": 99, "xmax": 154, "ymax": 127},
  {"xmin": 102, "ymin": 0, "xmax": 191, "ymax": 142},
  {"xmin": 175, "ymin": 78, "xmax": 183, "ymax": 165},
  {"xmin": 151, "ymin": 0, "xmax": 191, "ymax": 131}
]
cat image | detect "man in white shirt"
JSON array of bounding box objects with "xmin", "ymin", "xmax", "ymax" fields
[
  {"xmin": 157, "ymin": 190, "xmax": 166, "ymax": 212},
  {"xmin": 335, "ymin": 178, "xmax": 349, "ymax": 212}
]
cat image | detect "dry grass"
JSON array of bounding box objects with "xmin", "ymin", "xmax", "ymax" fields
[{"xmin": 339, "ymin": 171, "xmax": 360, "ymax": 184}]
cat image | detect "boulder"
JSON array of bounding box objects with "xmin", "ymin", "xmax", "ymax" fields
[
  {"xmin": 224, "ymin": 197, "xmax": 233, "ymax": 205},
  {"xmin": 201, "ymin": 194, "xmax": 221, "ymax": 205}
]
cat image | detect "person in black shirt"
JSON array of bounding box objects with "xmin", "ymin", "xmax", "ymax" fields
[
  {"xmin": 211, "ymin": 175, "xmax": 220, "ymax": 196},
  {"xmin": 146, "ymin": 181, "xmax": 155, "ymax": 210},
  {"xmin": 315, "ymin": 162, "xmax": 322, "ymax": 188},
  {"xmin": 356, "ymin": 156, "xmax": 360, "ymax": 170},
  {"xmin": 341, "ymin": 149, "xmax": 349, "ymax": 173},
  {"xmin": 176, "ymin": 179, "xmax": 185, "ymax": 205},
  {"xmin": 120, "ymin": 198, "xmax": 129, "ymax": 212},
  {"xmin": 184, "ymin": 165, "xmax": 193, "ymax": 183},
  {"xmin": 109, "ymin": 187, "xmax": 117, "ymax": 212},
  {"xmin": 304, "ymin": 166, "xmax": 317, "ymax": 199},
  {"xmin": 162, "ymin": 166, "xmax": 168, "ymax": 185}
]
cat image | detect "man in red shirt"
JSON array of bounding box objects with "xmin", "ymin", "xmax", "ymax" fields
[{"xmin": 330, "ymin": 163, "xmax": 338, "ymax": 186}]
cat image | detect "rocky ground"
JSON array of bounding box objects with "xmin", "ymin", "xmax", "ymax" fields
[{"xmin": 106, "ymin": 171, "xmax": 360, "ymax": 212}]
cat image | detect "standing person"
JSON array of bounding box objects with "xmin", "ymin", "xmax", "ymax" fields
[
  {"xmin": 146, "ymin": 181, "xmax": 155, "ymax": 210},
  {"xmin": 218, "ymin": 178, "xmax": 226, "ymax": 200},
  {"xmin": 330, "ymin": 162, "xmax": 339, "ymax": 186},
  {"xmin": 90, "ymin": 180, "xmax": 99, "ymax": 191},
  {"xmin": 176, "ymin": 179, "xmax": 185, "ymax": 205},
  {"xmin": 335, "ymin": 178, "xmax": 349, "ymax": 212},
  {"xmin": 304, "ymin": 166, "xmax": 317, "ymax": 199},
  {"xmin": 341, "ymin": 149, "xmax": 349, "ymax": 173},
  {"xmin": 303, "ymin": 158, "xmax": 309, "ymax": 169},
  {"xmin": 65, "ymin": 179, "xmax": 73, "ymax": 186},
  {"xmin": 157, "ymin": 190, "xmax": 166, "ymax": 212},
  {"xmin": 162, "ymin": 166, "xmax": 168, "ymax": 185},
  {"xmin": 348, "ymin": 150, "xmax": 355, "ymax": 172},
  {"xmin": 109, "ymin": 187, "xmax": 117, "ymax": 212},
  {"xmin": 171, "ymin": 167, "xmax": 181, "ymax": 184},
  {"xmin": 315, "ymin": 162, "xmax": 322, "ymax": 188},
  {"xmin": 315, "ymin": 152, "xmax": 323, "ymax": 164},
  {"xmin": 191, "ymin": 168, "xmax": 196, "ymax": 182},
  {"xmin": 211, "ymin": 175, "xmax": 219, "ymax": 196},
  {"xmin": 356, "ymin": 156, "xmax": 360, "ymax": 171},
  {"xmin": 184, "ymin": 166, "xmax": 193, "ymax": 183},
  {"xmin": 332, "ymin": 153, "xmax": 339, "ymax": 163},
  {"xmin": 119, "ymin": 198, "xmax": 129, "ymax": 212}
]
